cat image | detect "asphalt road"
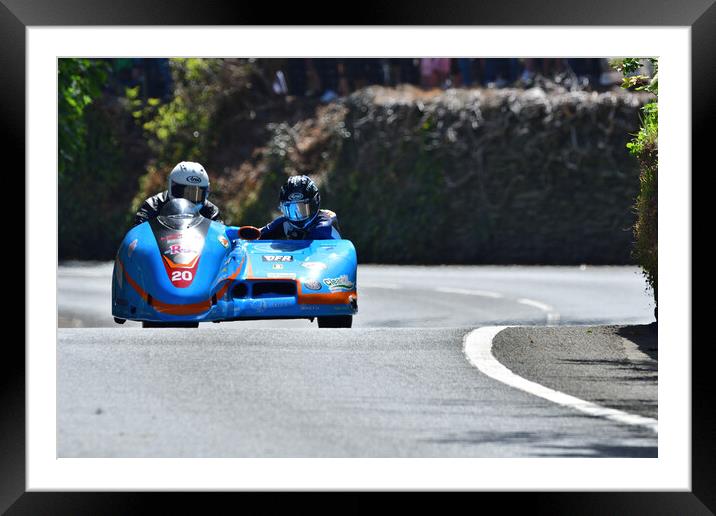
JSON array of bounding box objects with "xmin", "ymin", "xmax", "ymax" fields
[{"xmin": 57, "ymin": 262, "xmax": 656, "ymax": 457}]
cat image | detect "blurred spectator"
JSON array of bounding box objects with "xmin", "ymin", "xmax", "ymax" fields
[
  {"xmin": 567, "ymin": 58, "xmax": 603, "ymax": 88},
  {"xmin": 420, "ymin": 58, "xmax": 451, "ymax": 89},
  {"xmin": 348, "ymin": 59, "xmax": 383, "ymax": 91},
  {"xmin": 394, "ymin": 58, "xmax": 421, "ymax": 86},
  {"xmin": 285, "ymin": 58, "xmax": 308, "ymax": 96},
  {"xmin": 176, "ymin": 58, "xmax": 616, "ymax": 102},
  {"xmin": 273, "ymin": 70, "xmax": 289, "ymax": 95},
  {"xmin": 304, "ymin": 59, "xmax": 322, "ymax": 97},
  {"xmin": 457, "ymin": 58, "xmax": 474, "ymax": 87},
  {"xmin": 481, "ymin": 58, "xmax": 520, "ymax": 87},
  {"xmin": 315, "ymin": 58, "xmax": 340, "ymax": 101}
]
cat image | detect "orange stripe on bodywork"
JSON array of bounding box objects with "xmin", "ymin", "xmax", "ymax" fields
[
  {"xmin": 297, "ymin": 289, "xmax": 356, "ymax": 305},
  {"xmin": 162, "ymin": 254, "xmax": 200, "ymax": 269},
  {"xmin": 123, "ymin": 266, "xmax": 148, "ymax": 300},
  {"xmin": 151, "ymin": 298, "xmax": 212, "ymax": 315},
  {"xmin": 215, "ymin": 255, "xmax": 246, "ymax": 298},
  {"xmin": 120, "ymin": 254, "xmax": 246, "ymax": 316}
]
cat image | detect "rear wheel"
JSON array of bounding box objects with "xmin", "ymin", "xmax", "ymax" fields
[
  {"xmin": 317, "ymin": 315, "xmax": 353, "ymax": 328},
  {"xmin": 142, "ymin": 321, "xmax": 199, "ymax": 328}
]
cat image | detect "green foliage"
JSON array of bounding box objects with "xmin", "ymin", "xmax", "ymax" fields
[
  {"xmin": 58, "ymin": 58, "xmax": 150, "ymax": 259},
  {"xmin": 135, "ymin": 60, "xmax": 242, "ymax": 211},
  {"xmin": 612, "ymin": 58, "xmax": 658, "ymax": 306},
  {"xmin": 133, "ymin": 58, "xmax": 284, "ymax": 221},
  {"xmin": 141, "ymin": 59, "xmax": 219, "ymax": 159},
  {"xmin": 58, "ymin": 59, "xmax": 110, "ymax": 179}
]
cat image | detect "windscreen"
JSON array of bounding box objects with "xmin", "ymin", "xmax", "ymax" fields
[{"xmin": 157, "ymin": 198, "xmax": 203, "ymax": 230}]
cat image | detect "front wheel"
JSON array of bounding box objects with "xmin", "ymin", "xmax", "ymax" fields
[{"xmin": 317, "ymin": 315, "xmax": 353, "ymax": 328}]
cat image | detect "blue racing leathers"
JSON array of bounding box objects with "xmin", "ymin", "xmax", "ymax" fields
[{"xmin": 259, "ymin": 209, "xmax": 342, "ymax": 240}]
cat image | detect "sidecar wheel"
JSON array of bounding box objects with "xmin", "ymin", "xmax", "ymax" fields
[{"xmin": 317, "ymin": 316, "xmax": 353, "ymax": 328}]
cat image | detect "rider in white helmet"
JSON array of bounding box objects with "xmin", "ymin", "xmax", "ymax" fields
[{"xmin": 134, "ymin": 161, "xmax": 222, "ymax": 226}]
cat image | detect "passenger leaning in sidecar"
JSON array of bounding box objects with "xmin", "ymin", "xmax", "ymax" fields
[{"xmin": 259, "ymin": 175, "xmax": 341, "ymax": 240}]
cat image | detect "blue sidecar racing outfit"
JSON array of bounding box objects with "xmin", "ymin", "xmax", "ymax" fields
[{"xmin": 259, "ymin": 209, "xmax": 341, "ymax": 240}]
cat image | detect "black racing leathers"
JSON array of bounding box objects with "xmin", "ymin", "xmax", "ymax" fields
[{"xmin": 133, "ymin": 190, "xmax": 222, "ymax": 226}]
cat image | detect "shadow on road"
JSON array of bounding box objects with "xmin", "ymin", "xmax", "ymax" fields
[
  {"xmin": 617, "ymin": 322, "xmax": 658, "ymax": 361},
  {"xmin": 423, "ymin": 429, "xmax": 657, "ymax": 457}
]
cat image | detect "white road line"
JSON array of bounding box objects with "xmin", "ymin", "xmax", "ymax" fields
[
  {"xmin": 435, "ymin": 287, "xmax": 503, "ymax": 298},
  {"xmin": 463, "ymin": 326, "xmax": 658, "ymax": 433},
  {"xmin": 516, "ymin": 298, "xmax": 553, "ymax": 312},
  {"xmin": 517, "ymin": 298, "xmax": 561, "ymax": 325}
]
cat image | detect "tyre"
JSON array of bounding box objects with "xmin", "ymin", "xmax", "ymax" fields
[
  {"xmin": 317, "ymin": 315, "xmax": 353, "ymax": 328},
  {"xmin": 142, "ymin": 321, "xmax": 199, "ymax": 328}
]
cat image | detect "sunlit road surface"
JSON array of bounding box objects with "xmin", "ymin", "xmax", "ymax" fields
[{"xmin": 57, "ymin": 263, "xmax": 656, "ymax": 458}]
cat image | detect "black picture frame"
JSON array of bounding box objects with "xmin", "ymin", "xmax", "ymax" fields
[{"xmin": 6, "ymin": 0, "xmax": 710, "ymax": 513}]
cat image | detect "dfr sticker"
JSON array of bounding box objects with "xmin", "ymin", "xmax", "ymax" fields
[{"xmin": 262, "ymin": 255, "xmax": 293, "ymax": 262}]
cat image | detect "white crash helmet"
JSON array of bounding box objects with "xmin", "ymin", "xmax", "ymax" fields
[{"xmin": 167, "ymin": 161, "xmax": 210, "ymax": 205}]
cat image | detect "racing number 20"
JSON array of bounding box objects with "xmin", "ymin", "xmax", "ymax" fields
[{"xmin": 171, "ymin": 270, "xmax": 193, "ymax": 282}]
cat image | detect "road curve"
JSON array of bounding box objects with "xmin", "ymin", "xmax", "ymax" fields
[
  {"xmin": 58, "ymin": 327, "xmax": 656, "ymax": 457},
  {"xmin": 57, "ymin": 263, "xmax": 656, "ymax": 457}
]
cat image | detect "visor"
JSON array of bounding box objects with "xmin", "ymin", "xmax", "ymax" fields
[
  {"xmin": 280, "ymin": 201, "xmax": 313, "ymax": 222},
  {"xmin": 171, "ymin": 183, "xmax": 207, "ymax": 204}
]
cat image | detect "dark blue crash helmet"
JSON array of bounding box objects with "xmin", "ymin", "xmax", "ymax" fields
[{"xmin": 279, "ymin": 175, "xmax": 321, "ymax": 229}]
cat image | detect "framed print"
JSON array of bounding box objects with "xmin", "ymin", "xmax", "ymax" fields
[{"xmin": 5, "ymin": 0, "xmax": 711, "ymax": 512}]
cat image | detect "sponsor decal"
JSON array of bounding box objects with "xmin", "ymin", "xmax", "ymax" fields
[
  {"xmin": 127, "ymin": 239, "xmax": 138, "ymax": 257},
  {"xmin": 288, "ymin": 192, "xmax": 305, "ymax": 201},
  {"xmin": 164, "ymin": 244, "xmax": 197, "ymax": 256},
  {"xmin": 186, "ymin": 175, "xmax": 203, "ymax": 184},
  {"xmin": 302, "ymin": 279, "xmax": 322, "ymax": 291},
  {"xmin": 262, "ymin": 255, "xmax": 293, "ymax": 262},
  {"xmin": 160, "ymin": 233, "xmax": 183, "ymax": 241},
  {"xmin": 272, "ymin": 263, "xmax": 284, "ymax": 270},
  {"xmin": 267, "ymin": 272, "xmax": 296, "ymax": 279},
  {"xmin": 301, "ymin": 261, "xmax": 326, "ymax": 271},
  {"xmin": 323, "ymin": 274, "xmax": 355, "ymax": 292},
  {"xmin": 218, "ymin": 235, "xmax": 230, "ymax": 248}
]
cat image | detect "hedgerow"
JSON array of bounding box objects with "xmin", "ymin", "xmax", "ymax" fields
[{"xmin": 612, "ymin": 58, "xmax": 658, "ymax": 307}]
